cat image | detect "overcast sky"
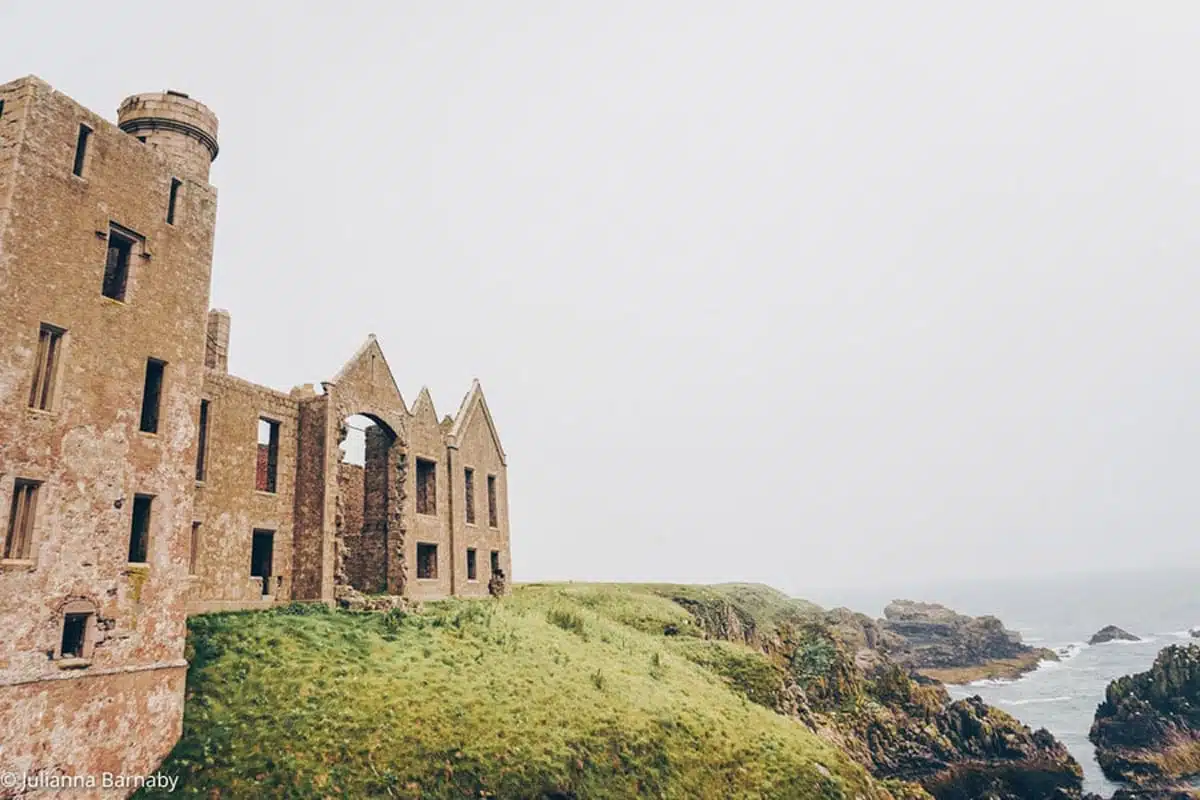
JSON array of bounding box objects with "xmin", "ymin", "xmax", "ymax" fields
[{"xmin": 4, "ymin": 3, "xmax": 1198, "ymax": 594}]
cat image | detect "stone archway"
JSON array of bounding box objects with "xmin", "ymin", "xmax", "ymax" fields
[{"xmin": 333, "ymin": 412, "xmax": 407, "ymax": 597}]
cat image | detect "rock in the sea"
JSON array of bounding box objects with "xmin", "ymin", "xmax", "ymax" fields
[
  {"xmin": 1190, "ymin": 628, "xmax": 1198, "ymax": 639},
  {"xmin": 872, "ymin": 599, "xmax": 1056, "ymax": 682},
  {"xmin": 1088, "ymin": 625, "xmax": 1141, "ymax": 645},
  {"xmin": 1089, "ymin": 643, "xmax": 1200, "ymax": 789}
]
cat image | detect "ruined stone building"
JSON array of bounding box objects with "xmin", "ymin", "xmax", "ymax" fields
[{"xmin": 0, "ymin": 76, "xmax": 511, "ymax": 786}]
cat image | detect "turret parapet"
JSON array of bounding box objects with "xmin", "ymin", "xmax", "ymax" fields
[{"xmin": 117, "ymin": 90, "xmax": 219, "ymax": 182}]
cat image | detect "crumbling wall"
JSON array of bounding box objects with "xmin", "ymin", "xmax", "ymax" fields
[
  {"xmin": 290, "ymin": 392, "xmax": 329, "ymax": 601},
  {"xmin": 189, "ymin": 372, "xmax": 298, "ymax": 613},
  {"xmin": 448, "ymin": 389, "xmax": 512, "ymax": 598},
  {"xmin": 325, "ymin": 338, "xmax": 408, "ymax": 600}
]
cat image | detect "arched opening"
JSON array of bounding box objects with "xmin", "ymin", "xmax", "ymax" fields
[{"xmin": 337, "ymin": 413, "xmax": 397, "ymax": 594}]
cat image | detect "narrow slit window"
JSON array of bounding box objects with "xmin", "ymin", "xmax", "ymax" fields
[
  {"xmin": 60, "ymin": 613, "xmax": 90, "ymax": 659},
  {"xmin": 195, "ymin": 399, "xmax": 210, "ymax": 481},
  {"xmin": 466, "ymin": 548, "xmax": 477, "ymax": 581},
  {"xmin": 417, "ymin": 543, "xmax": 438, "ymax": 580},
  {"xmin": 416, "ymin": 458, "xmax": 436, "ymax": 515},
  {"xmin": 102, "ymin": 227, "xmax": 136, "ymax": 301},
  {"xmin": 5, "ymin": 479, "xmax": 40, "ymax": 560},
  {"xmin": 139, "ymin": 358, "xmax": 166, "ymax": 433},
  {"xmin": 28, "ymin": 324, "xmax": 65, "ymax": 411},
  {"xmin": 189, "ymin": 522, "xmax": 201, "ymax": 575},
  {"xmin": 128, "ymin": 494, "xmax": 152, "ymax": 563},
  {"xmin": 490, "ymin": 550, "xmax": 501, "ymax": 575},
  {"xmin": 487, "ymin": 474, "xmax": 498, "ymax": 528},
  {"xmin": 0, "ymin": 99, "xmax": 6, "ymax": 119},
  {"xmin": 166, "ymin": 178, "xmax": 182, "ymax": 224},
  {"xmin": 72, "ymin": 124, "xmax": 91, "ymax": 177},
  {"xmin": 256, "ymin": 418, "xmax": 280, "ymax": 493},
  {"xmin": 464, "ymin": 467, "xmax": 476, "ymax": 524}
]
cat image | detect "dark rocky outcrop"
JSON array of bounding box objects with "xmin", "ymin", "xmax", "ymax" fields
[
  {"xmin": 833, "ymin": 599, "xmax": 1057, "ymax": 683},
  {"xmin": 1089, "ymin": 644, "xmax": 1200, "ymax": 792},
  {"xmin": 1089, "ymin": 626, "xmax": 1141, "ymax": 645},
  {"xmin": 655, "ymin": 587, "xmax": 1086, "ymax": 799},
  {"xmin": 1190, "ymin": 629, "xmax": 1198, "ymax": 639}
]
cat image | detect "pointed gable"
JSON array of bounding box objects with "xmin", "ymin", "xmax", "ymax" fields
[
  {"xmin": 447, "ymin": 379, "xmax": 507, "ymax": 465},
  {"xmin": 411, "ymin": 386, "xmax": 439, "ymax": 426},
  {"xmin": 329, "ymin": 335, "xmax": 407, "ymax": 413}
]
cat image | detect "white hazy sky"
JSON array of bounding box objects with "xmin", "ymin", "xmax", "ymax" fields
[{"xmin": 4, "ymin": 3, "xmax": 1198, "ymax": 594}]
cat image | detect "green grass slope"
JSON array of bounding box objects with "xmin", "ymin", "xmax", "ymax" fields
[{"xmin": 142, "ymin": 583, "xmax": 893, "ymax": 799}]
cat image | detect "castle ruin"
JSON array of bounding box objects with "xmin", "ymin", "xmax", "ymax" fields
[{"xmin": 0, "ymin": 76, "xmax": 511, "ymax": 790}]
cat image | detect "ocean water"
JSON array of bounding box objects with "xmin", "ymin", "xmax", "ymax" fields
[{"xmin": 805, "ymin": 567, "xmax": 1200, "ymax": 796}]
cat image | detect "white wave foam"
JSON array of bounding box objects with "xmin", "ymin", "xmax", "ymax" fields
[
  {"xmin": 968, "ymin": 677, "xmax": 1017, "ymax": 687},
  {"xmin": 999, "ymin": 695, "xmax": 1074, "ymax": 707},
  {"xmin": 1160, "ymin": 630, "xmax": 1195, "ymax": 639},
  {"xmin": 1055, "ymin": 642, "xmax": 1087, "ymax": 660}
]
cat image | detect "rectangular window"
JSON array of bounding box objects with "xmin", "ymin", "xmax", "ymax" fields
[
  {"xmin": 416, "ymin": 458, "xmax": 436, "ymax": 515},
  {"xmin": 4, "ymin": 479, "xmax": 40, "ymax": 560},
  {"xmin": 251, "ymin": 529, "xmax": 274, "ymax": 596},
  {"xmin": 487, "ymin": 474, "xmax": 498, "ymax": 528},
  {"xmin": 466, "ymin": 548, "xmax": 477, "ymax": 581},
  {"xmin": 139, "ymin": 358, "xmax": 165, "ymax": 433},
  {"xmin": 490, "ymin": 550, "xmax": 501, "ymax": 575},
  {"xmin": 72, "ymin": 124, "xmax": 91, "ymax": 177},
  {"xmin": 189, "ymin": 522, "xmax": 201, "ymax": 575},
  {"xmin": 256, "ymin": 418, "xmax": 280, "ymax": 493},
  {"xmin": 102, "ymin": 226, "xmax": 136, "ymax": 301},
  {"xmin": 61, "ymin": 613, "xmax": 89, "ymax": 659},
  {"xmin": 166, "ymin": 178, "xmax": 182, "ymax": 224},
  {"xmin": 417, "ymin": 543, "xmax": 438, "ymax": 580},
  {"xmin": 464, "ymin": 467, "xmax": 476, "ymax": 524},
  {"xmin": 128, "ymin": 494, "xmax": 152, "ymax": 563},
  {"xmin": 28, "ymin": 324, "xmax": 64, "ymax": 411},
  {"xmin": 0, "ymin": 100, "xmax": 6, "ymax": 118},
  {"xmin": 195, "ymin": 399, "xmax": 209, "ymax": 481}
]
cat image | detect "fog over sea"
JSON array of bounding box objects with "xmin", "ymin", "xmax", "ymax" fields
[{"xmin": 806, "ymin": 567, "xmax": 1200, "ymax": 796}]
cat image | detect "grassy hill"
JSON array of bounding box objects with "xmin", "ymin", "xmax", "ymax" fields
[{"xmin": 141, "ymin": 583, "xmax": 899, "ymax": 799}]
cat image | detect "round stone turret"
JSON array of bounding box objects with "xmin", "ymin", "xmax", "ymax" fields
[{"xmin": 117, "ymin": 90, "xmax": 219, "ymax": 183}]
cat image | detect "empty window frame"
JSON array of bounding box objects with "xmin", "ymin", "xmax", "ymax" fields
[
  {"xmin": 464, "ymin": 467, "xmax": 476, "ymax": 524},
  {"xmin": 189, "ymin": 522, "xmax": 201, "ymax": 575},
  {"xmin": 166, "ymin": 178, "xmax": 182, "ymax": 224},
  {"xmin": 128, "ymin": 494, "xmax": 153, "ymax": 563},
  {"xmin": 60, "ymin": 612, "xmax": 91, "ymax": 660},
  {"xmin": 28, "ymin": 324, "xmax": 65, "ymax": 411},
  {"xmin": 416, "ymin": 458, "xmax": 436, "ymax": 515},
  {"xmin": 195, "ymin": 399, "xmax": 210, "ymax": 481},
  {"xmin": 0, "ymin": 100, "xmax": 6, "ymax": 119},
  {"xmin": 487, "ymin": 474, "xmax": 498, "ymax": 528},
  {"xmin": 103, "ymin": 225, "xmax": 139, "ymax": 301},
  {"xmin": 139, "ymin": 358, "xmax": 166, "ymax": 433},
  {"xmin": 490, "ymin": 550, "xmax": 501, "ymax": 575},
  {"xmin": 251, "ymin": 529, "xmax": 274, "ymax": 596},
  {"xmin": 466, "ymin": 548, "xmax": 477, "ymax": 581},
  {"xmin": 72, "ymin": 124, "xmax": 92, "ymax": 177},
  {"xmin": 256, "ymin": 418, "xmax": 280, "ymax": 493},
  {"xmin": 417, "ymin": 543, "xmax": 438, "ymax": 580},
  {"xmin": 4, "ymin": 479, "xmax": 40, "ymax": 560}
]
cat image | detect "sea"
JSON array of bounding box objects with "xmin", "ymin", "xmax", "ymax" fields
[{"xmin": 804, "ymin": 566, "xmax": 1200, "ymax": 797}]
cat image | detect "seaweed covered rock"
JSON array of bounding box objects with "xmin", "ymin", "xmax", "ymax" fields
[{"xmin": 1089, "ymin": 644, "xmax": 1200, "ymax": 790}]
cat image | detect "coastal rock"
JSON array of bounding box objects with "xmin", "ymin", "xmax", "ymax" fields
[
  {"xmin": 1089, "ymin": 643, "xmax": 1200, "ymax": 789},
  {"xmin": 873, "ymin": 599, "xmax": 1056, "ymax": 683},
  {"xmin": 1088, "ymin": 625, "xmax": 1141, "ymax": 645},
  {"xmin": 660, "ymin": 589, "xmax": 1086, "ymax": 799},
  {"xmin": 1190, "ymin": 629, "xmax": 1198, "ymax": 639}
]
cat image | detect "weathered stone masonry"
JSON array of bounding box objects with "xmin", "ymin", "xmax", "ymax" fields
[{"xmin": 0, "ymin": 76, "xmax": 512, "ymax": 794}]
